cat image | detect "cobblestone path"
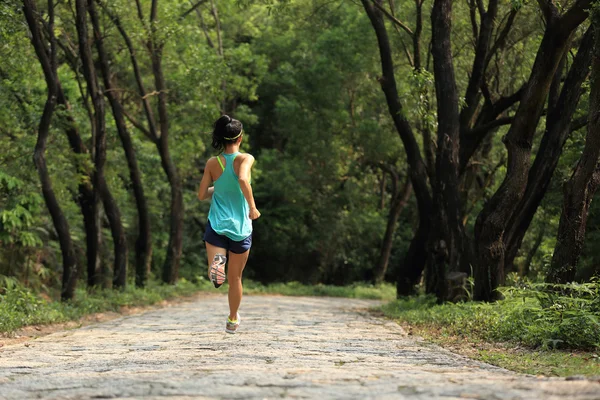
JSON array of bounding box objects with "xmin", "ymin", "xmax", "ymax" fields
[{"xmin": 1, "ymin": 295, "xmax": 599, "ymax": 399}]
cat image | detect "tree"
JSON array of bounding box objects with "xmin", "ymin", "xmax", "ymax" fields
[
  {"xmin": 474, "ymin": 0, "xmax": 592, "ymax": 300},
  {"xmin": 503, "ymin": 27, "xmax": 595, "ymax": 272},
  {"xmin": 548, "ymin": 12, "xmax": 600, "ymax": 284},
  {"xmin": 361, "ymin": 0, "xmax": 433, "ymax": 296},
  {"xmin": 74, "ymin": 0, "xmax": 127, "ymax": 288},
  {"xmin": 374, "ymin": 165, "xmax": 412, "ymax": 284},
  {"xmin": 22, "ymin": 0, "xmax": 78, "ymax": 300},
  {"xmin": 100, "ymin": 0, "xmax": 184, "ymax": 284},
  {"xmin": 88, "ymin": 0, "xmax": 151, "ymax": 287},
  {"xmin": 426, "ymin": 0, "xmax": 468, "ymax": 300}
]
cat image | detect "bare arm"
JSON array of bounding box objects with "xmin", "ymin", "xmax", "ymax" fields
[
  {"xmin": 197, "ymin": 159, "xmax": 214, "ymax": 201},
  {"xmin": 238, "ymin": 154, "xmax": 261, "ymax": 220}
]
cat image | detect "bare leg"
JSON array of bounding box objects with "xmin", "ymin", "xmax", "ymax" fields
[
  {"xmin": 227, "ymin": 250, "xmax": 250, "ymax": 320},
  {"xmin": 205, "ymin": 242, "xmax": 227, "ymax": 281}
]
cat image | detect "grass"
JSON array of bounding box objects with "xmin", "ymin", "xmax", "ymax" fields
[
  {"xmin": 0, "ymin": 277, "xmax": 215, "ymax": 334},
  {"xmin": 243, "ymin": 280, "xmax": 396, "ymax": 300},
  {"xmin": 0, "ymin": 278, "xmax": 394, "ymax": 334},
  {"xmin": 380, "ymin": 288, "xmax": 600, "ymax": 377}
]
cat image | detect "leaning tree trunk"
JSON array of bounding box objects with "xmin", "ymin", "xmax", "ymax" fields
[
  {"xmin": 23, "ymin": 0, "xmax": 78, "ymax": 300},
  {"xmin": 548, "ymin": 16, "xmax": 600, "ymax": 284},
  {"xmin": 473, "ymin": 2, "xmax": 591, "ymax": 301},
  {"xmin": 75, "ymin": 0, "xmax": 128, "ymax": 287},
  {"xmin": 503, "ymin": 26, "xmax": 595, "ymax": 271},
  {"xmin": 88, "ymin": 0, "xmax": 150, "ymax": 287},
  {"xmin": 361, "ymin": 0, "xmax": 433, "ymax": 297}
]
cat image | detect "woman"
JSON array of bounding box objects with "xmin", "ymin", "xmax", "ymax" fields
[{"xmin": 197, "ymin": 115, "xmax": 261, "ymax": 334}]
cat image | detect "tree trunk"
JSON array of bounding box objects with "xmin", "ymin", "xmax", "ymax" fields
[
  {"xmin": 39, "ymin": 7, "xmax": 101, "ymax": 289},
  {"xmin": 150, "ymin": 47, "xmax": 184, "ymax": 284},
  {"xmin": 426, "ymin": 0, "xmax": 469, "ymax": 301},
  {"xmin": 396, "ymin": 223, "xmax": 429, "ymax": 296},
  {"xmin": 75, "ymin": 0, "xmax": 105, "ymax": 287},
  {"xmin": 98, "ymin": 180, "xmax": 128, "ymax": 287},
  {"xmin": 361, "ymin": 0, "xmax": 433, "ymax": 296},
  {"xmin": 89, "ymin": 0, "xmax": 150, "ymax": 287},
  {"xmin": 75, "ymin": 0, "xmax": 129, "ymax": 287},
  {"xmin": 374, "ymin": 172, "xmax": 412, "ymax": 284},
  {"xmin": 473, "ymin": 4, "xmax": 590, "ymax": 301},
  {"xmin": 23, "ymin": 0, "xmax": 78, "ymax": 300},
  {"xmin": 548, "ymin": 16, "xmax": 600, "ymax": 284},
  {"xmin": 503, "ymin": 26, "xmax": 595, "ymax": 271}
]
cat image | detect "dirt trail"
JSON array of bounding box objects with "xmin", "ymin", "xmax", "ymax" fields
[{"xmin": 0, "ymin": 295, "xmax": 599, "ymax": 399}]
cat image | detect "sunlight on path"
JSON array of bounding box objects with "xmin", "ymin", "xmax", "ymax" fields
[{"xmin": 0, "ymin": 295, "xmax": 599, "ymax": 399}]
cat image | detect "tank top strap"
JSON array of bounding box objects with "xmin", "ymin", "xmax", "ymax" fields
[{"xmin": 216, "ymin": 155, "xmax": 225, "ymax": 171}]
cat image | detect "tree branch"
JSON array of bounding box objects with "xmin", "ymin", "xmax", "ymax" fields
[
  {"xmin": 460, "ymin": 0, "xmax": 500, "ymax": 129},
  {"xmin": 192, "ymin": 1, "xmax": 215, "ymax": 49},
  {"xmin": 151, "ymin": 0, "xmax": 158, "ymax": 23},
  {"xmin": 209, "ymin": 0, "xmax": 223, "ymax": 57},
  {"xmin": 487, "ymin": 84, "xmax": 526, "ymax": 121},
  {"xmin": 571, "ymin": 115, "xmax": 589, "ymax": 132},
  {"xmin": 469, "ymin": 116, "xmax": 513, "ymax": 137},
  {"xmin": 97, "ymin": 0, "xmax": 159, "ymax": 141},
  {"xmin": 468, "ymin": 0, "xmax": 478, "ymax": 40},
  {"xmin": 180, "ymin": 0, "xmax": 208, "ymax": 19},
  {"xmin": 559, "ymin": 0, "xmax": 593, "ymax": 34},
  {"xmin": 536, "ymin": 0, "xmax": 557, "ymax": 23},
  {"xmin": 485, "ymin": 9, "xmax": 518, "ymax": 69},
  {"xmin": 134, "ymin": 0, "xmax": 145, "ymax": 22},
  {"xmin": 370, "ymin": 0, "xmax": 413, "ymax": 37},
  {"xmin": 122, "ymin": 107, "xmax": 156, "ymax": 143}
]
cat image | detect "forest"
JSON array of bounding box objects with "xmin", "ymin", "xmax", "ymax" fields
[{"xmin": 1, "ymin": 0, "xmax": 599, "ymax": 314}]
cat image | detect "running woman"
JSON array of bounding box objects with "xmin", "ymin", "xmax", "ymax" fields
[{"xmin": 197, "ymin": 115, "xmax": 260, "ymax": 334}]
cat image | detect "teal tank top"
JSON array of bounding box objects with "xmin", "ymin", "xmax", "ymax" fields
[{"xmin": 208, "ymin": 152, "xmax": 252, "ymax": 241}]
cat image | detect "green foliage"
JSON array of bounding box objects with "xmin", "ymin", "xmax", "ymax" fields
[
  {"xmin": 382, "ymin": 282, "xmax": 600, "ymax": 350},
  {"xmin": 244, "ymin": 280, "xmax": 396, "ymax": 300},
  {"xmin": 0, "ymin": 172, "xmax": 44, "ymax": 248},
  {"xmin": 0, "ymin": 277, "xmax": 214, "ymax": 334}
]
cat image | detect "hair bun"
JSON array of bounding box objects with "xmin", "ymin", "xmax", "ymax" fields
[{"xmin": 215, "ymin": 115, "xmax": 231, "ymax": 128}]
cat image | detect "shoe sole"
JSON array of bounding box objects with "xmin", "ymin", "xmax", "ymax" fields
[{"xmin": 210, "ymin": 263, "xmax": 226, "ymax": 289}]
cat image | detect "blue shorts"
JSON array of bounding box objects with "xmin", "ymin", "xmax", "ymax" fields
[{"xmin": 203, "ymin": 220, "xmax": 252, "ymax": 254}]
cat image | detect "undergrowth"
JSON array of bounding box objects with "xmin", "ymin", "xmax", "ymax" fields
[
  {"xmin": 244, "ymin": 281, "xmax": 396, "ymax": 300},
  {"xmin": 0, "ymin": 276, "xmax": 214, "ymax": 334},
  {"xmin": 0, "ymin": 277, "xmax": 393, "ymax": 334},
  {"xmin": 381, "ymin": 282, "xmax": 600, "ymax": 350}
]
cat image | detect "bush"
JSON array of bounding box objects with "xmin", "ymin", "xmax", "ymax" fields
[
  {"xmin": 0, "ymin": 277, "xmax": 214, "ymax": 334},
  {"xmin": 382, "ymin": 282, "xmax": 600, "ymax": 350}
]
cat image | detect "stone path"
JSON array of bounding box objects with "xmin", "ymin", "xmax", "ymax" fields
[{"xmin": 1, "ymin": 295, "xmax": 599, "ymax": 399}]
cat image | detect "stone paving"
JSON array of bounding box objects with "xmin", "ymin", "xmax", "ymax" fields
[{"xmin": 0, "ymin": 295, "xmax": 599, "ymax": 399}]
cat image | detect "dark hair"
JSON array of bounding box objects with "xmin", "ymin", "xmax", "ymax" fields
[{"xmin": 212, "ymin": 115, "xmax": 243, "ymax": 151}]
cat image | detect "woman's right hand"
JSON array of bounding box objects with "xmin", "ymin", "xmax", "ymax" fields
[{"xmin": 249, "ymin": 207, "xmax": 261, "ymax": 220}]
